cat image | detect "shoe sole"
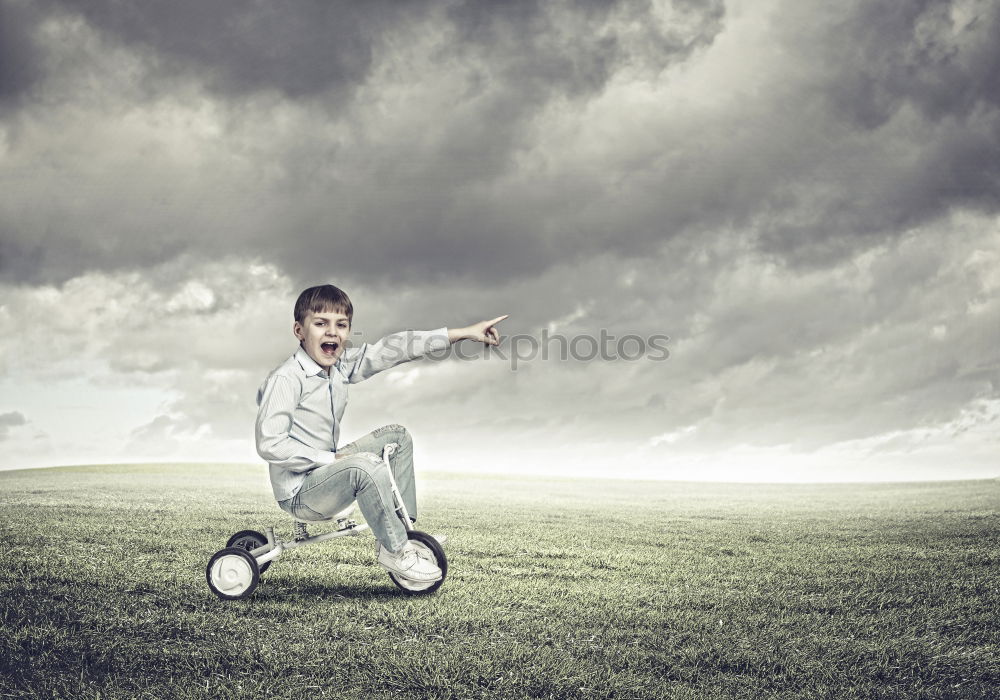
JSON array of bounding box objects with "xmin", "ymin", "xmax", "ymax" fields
[{"xmin": 377, "ymin": 563, "xmax": 442, "ymax": 583}]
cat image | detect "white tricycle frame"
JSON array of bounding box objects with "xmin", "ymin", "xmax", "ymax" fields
[{"xmin": 206, "ymin": 443, "xmax": 447, "ymax": 599}]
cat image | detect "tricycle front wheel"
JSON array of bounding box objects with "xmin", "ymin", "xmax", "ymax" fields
[{"xmin": 388, "ymin": 530, "xmax": 447, "ymax": 595}]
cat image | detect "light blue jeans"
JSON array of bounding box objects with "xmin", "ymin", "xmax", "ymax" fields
[{"xmin": 277, "ymin": 424, "xmax": 417, "ymax": 553}]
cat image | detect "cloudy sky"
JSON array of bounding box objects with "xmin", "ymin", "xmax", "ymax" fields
[{"xmin": 1, "ymin": 0, "xmax": 997, "ymax": 481}]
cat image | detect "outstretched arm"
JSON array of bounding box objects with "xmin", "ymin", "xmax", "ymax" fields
[{"xmin": 448, "ymin": 315, "xmax": 508, "ymax": 346}]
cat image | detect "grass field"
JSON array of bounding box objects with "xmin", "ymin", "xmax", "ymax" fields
[{"xmin": 0, "ymin": 464, "xmax": 997, "ymax": 699}]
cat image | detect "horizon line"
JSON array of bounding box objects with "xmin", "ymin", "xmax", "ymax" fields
[{"xmin": 1, "ymin": 460, "xmax": 997, "ymax": 487}]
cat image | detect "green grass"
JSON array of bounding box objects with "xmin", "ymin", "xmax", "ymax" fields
[{"xmin": 1, "ymin": 465, "xmax": 997, "ymax": 699}]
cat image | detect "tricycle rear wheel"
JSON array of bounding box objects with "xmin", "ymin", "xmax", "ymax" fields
[
  {"xmin": 206, "ymin": 547, "xmax": 260, "ymax": 600},
  {"xmin": 226, "ymin": 530, "xmax": 271, "ymax": 573}
]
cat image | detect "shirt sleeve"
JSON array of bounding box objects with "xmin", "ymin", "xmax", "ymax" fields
[
  {"xmin": 340, "ymin": 327, "xmax": 450, "ymax": 384},
  {"xmin": 255, "ymin": 374, "xmax": 338, "ymax": 473}
]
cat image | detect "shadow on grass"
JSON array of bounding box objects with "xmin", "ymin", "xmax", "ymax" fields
[{"xmin": 248, "ymin": 575, "xmax": 424, "ymax": 602}]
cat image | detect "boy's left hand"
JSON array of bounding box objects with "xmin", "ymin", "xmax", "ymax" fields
[{"xmin": 451, "ymin": 315, "xmax": 508, "ymax": 346}]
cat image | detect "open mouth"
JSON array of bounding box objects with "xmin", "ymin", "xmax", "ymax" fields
[{"xmin": 321, "ymin": 342, "xmax": 339, "ymax": 356}]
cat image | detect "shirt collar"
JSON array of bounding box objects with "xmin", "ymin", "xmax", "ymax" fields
[{"xmin": 294, "ymin": 346, "xmax": 328, "ymax": 378}]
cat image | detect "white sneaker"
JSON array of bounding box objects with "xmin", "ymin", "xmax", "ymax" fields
[{"xmin": 378, "ymin": 543, "xmax": 442, "ymax": 582}]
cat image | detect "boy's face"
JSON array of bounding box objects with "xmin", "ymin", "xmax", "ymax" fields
[{"xmin": 294, "ymin": 310, "xmax": 351, "ymax": 372}]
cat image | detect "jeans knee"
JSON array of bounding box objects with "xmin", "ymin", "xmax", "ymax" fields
[
  {"xmin": 375, "ymin": 423, "xmax": 411, "ymax": 448},
  {"xmin": 394, "ymin": 424, "xmax": 412, "ymax": 448}
]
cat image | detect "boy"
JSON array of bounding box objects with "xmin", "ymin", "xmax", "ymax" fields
[{"xmin": 255, "ymin": 284, "xmax": 506, "ymax": 583}]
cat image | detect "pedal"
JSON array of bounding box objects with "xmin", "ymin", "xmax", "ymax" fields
[{"xmin": 293, "ymin": 521, "xmax": 310, "ymax": 541}]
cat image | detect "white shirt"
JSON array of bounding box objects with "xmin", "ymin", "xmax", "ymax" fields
[{"xmin": 255, "ymin": 328, "xmax": 449, "ymax": 501}]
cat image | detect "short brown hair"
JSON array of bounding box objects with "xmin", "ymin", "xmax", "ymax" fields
[{"xmin": 293, "ymin": 284, "xmax": 353, "ymax": 324}]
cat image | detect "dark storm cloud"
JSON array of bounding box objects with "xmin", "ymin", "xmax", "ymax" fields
[
  {"xmin": 445, "ymin": 0, "xmax": 724, "ymax": 98},
  {"xmin": 54, "ymin": 0, "xmax": 404, "ymax": 101},
  {"xmin": 1, "ymin": 0, "xmax": 999, "ymax": 289},
  {"xmin": 35, "ymin": 0, "xmax": 707, "ymax": 102},
  {"xmin": 807, "ymin": 1, "xmax": 1000, "ymax": 125},
  {"xmin": 0, "ymin": 1, "xmax": 46, "ymax": 109},
  {"xmin": 0, "ymin": 0, "xmax": 387, "ymax": 113},
  {"xmin": 756, "ymin": 0, "xmax": 1000, "ymax": 263},
  {"xmin": 265, "ymin": 0, "xmax": 728, "ymax": 288},
  {"xmin": 0, "ymin": 0, "xmax": 725, "ymax": 285}
]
